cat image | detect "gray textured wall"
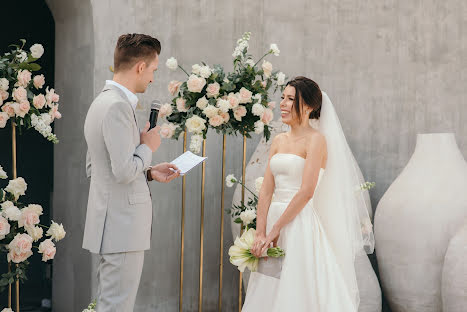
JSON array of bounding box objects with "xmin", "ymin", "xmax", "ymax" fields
[{"xmin": 48, "ymin": 0, "xmax": 466, "ymax": 311}]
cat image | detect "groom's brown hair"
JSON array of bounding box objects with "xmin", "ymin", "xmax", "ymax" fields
[{"xmin": 114, "ymin": 33, "xmax": 161, "ymax": 72}]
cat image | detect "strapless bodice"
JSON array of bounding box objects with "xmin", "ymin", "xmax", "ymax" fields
[{"xmin": 270, "ymin": 153, "xmax": 325, "ymax": 203}]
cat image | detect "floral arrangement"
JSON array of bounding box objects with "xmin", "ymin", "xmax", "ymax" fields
[
  {"xmin": 82, "ymin": 300, "xmax": 96, "ymax": 312},
  {"xmin": 0, "ymin": 165, "xmax": 66, "ymax": 291},
  {"xmin": 0, "ymin": 40, "xmax": 61, "ymax": 143},
  {"xmin": 161, "ymin": 32, "xmax": 286, "ymax": 153}
]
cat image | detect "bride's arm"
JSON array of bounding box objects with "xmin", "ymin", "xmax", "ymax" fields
[
  {"xmin": 251, "ymin": 136, "xmax": 278, "ymax": 257},
  {"xmin": 260, "ymin": 132, "xmax": 326, "ymax": 255}
]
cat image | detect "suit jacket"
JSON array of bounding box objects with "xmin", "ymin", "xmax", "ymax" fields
[{"xmin": 83, "ymin": 83, "xmax": 153, "ymax": 254}]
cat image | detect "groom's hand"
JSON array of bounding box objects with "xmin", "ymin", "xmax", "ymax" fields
[
  {"xmin": 141, "ymin": 122, "xmax": 161, "ymax": 152},
  {"xmin": 150, "ymin": 163, "xmax": 181, "ymax": 183}
]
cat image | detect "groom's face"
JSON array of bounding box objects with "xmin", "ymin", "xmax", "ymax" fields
[{"xmin": 135, "ymin": 53, "xmax": 159, "ymax": 93}]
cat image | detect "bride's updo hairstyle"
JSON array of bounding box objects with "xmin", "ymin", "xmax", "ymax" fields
[{"xmin": 286, "ymin": 76, "xmax": 322, "ymax": 121}]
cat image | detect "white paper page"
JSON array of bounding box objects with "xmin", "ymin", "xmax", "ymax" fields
[{"xmin": 170, "ymin": 151, "xmax": 207, "ymax": 176}]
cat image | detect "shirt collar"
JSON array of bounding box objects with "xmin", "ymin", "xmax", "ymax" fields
[{"xmin": 105, "ymin": 80, "xmax": 138, "ymax": 111}]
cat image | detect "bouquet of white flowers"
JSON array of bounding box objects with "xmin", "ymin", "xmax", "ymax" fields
[
  {"xmin": 228, "ymin": 228, "xmax": 284, "ymax": 272},
  {"xmin": 0, "ymin": 165, "xmax": 66, "ymax": 292},
  {"xmin": 0, "ymin": 40, "xmax": 61, "ymax": 143},
  {"xmin": 162, "ymin": 32, "xmax": 287, "ymax": 153}
]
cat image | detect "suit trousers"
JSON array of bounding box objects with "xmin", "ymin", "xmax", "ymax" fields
[{"xmin": 96, "ymin": 251, "xmax": 145, "ymax": 312}]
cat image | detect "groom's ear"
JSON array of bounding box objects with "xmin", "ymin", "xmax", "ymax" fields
[{"xmin": 135, "ymin": 60, "xmax": 147, "ymax": 75}]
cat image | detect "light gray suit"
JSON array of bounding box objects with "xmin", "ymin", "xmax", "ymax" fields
[{"xmin": 83, "ymin": 83, "xmax": 153, "ymax": 311}]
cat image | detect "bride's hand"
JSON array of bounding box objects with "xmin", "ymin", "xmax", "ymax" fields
[
  {"xmin": 251, "ymin": 232, "xmax": 267, "ymax": 258},
  {"xmin": 260, "ymin": 226, "xmax": 281, "ymax": 256}
]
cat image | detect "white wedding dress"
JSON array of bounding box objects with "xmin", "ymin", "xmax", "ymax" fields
[{"xmin": 242, "ymin": 153, "xmax": 357, "ymax": 312}]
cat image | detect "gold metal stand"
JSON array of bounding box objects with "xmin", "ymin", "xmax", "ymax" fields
[
  {"xmin": 218, "ymin": 135, "xmax": 226, "ymax": 311},
  {"xmin": 10, "ymin": 122, "xmax": 19, "ymax": 312},
  {"xmin": 179, "ymin": 131, "xmax": 187, "ymax": 312},
  {"xmin": 198, "ymin": 139, "xmax": 206, "ymax": 312},
  {"xmin": 238, "ymin": 134, "xmax": 247, "ymax": 312}
]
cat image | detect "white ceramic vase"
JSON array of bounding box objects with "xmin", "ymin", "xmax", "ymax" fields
[{"xmin": 374, "ymin": 133, "xmax": 467, "ymax": 312}]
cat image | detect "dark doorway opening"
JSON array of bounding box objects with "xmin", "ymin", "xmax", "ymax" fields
[{"xmin": 0, "ymin": 0, "xmax": 55, "ymax": 310}]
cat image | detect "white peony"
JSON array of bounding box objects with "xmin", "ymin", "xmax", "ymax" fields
[
  {"xmin": 47, "ymin": 221, "xmax": 66, "ymax": 241},
  {"xmin": 202, "ymin": 105, "xmax": 219, "ymax": 118},
  {"xmin": 30, "ymin": 44, "xmax": 44, "ymax": 59},
  {"xmin": 5, "ymin": 177, "xmax": 27, "ymax": 200},
  {"xmin": 225, "ymin": 174, "xmax": 237, "ymax": 187},
  {"xmin": 0, "ymin": 78, "xmax": 10, "ymax": 91},
  {"xmin": 276, "ymin": 72, "xmax": 285, "ymax": 85},
  {"xmin": 196, "ymin": 96, "xmax": 209, "ymax": 109},
  {"xmin": 255, "ymin": 177, "xmax": 264, "ymax": 193},
  {"xmin": 166, "ymin": 57, "xmax": 178, "ymax": 71},
  {"xmin": 1, "ymin": 201, "xmax": 21, "ymax": 221},
  {"xmin": 240, "ymin": 209, "xmax": 256, "ymax": 226},
  {"xmin": 199, "ymin": 65, "xmax": 212, "ymax": 79},
  {"xmin": 0, "ymin": 165, "xmax": 7, "ymax": 179},
  {"xmin": 185, "ymin": 115, "xmax": 206, "ymax": 133},
  {"xmin": 189, "ymin": 134, "xmax": 203, "ymax": 154},
  {"xmin": 216, "ymin": 98, "xmax": 230, "ymax": 113},
  {"xmin": 262, "ymin": 60, "xmax": 273, "ymax": 78},
  {"xmin": 252, "ymin": 103, "xmax": 265, "ymax": 117},
  {"xmin": 254, "ymin": 120, "xmax": 264, "ymax": 134},
  {"xmin": 0, "ymin": 216, "xmax": 10, "ymax": 240},
  {"xmin": 270, "ymin": 43, "xmax": 280, "ymax": 56},
  {"xmin": 26, "ymin": 225, "xmax": 43, "ymax": 242}
]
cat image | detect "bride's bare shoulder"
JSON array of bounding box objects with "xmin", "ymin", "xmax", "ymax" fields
[{"xmin": 305, "ymin": 129, "xmax": 327, "ymax": 150}]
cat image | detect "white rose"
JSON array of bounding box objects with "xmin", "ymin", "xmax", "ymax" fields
[
  {"xmin": 0, "ymin": 216, "xmax": 10, "ymax": 240},
  {"xmin": 0, "ymin": 165, "xmax": 7, "ymax": 179},
  {"xmin": 5, "ymin": 177, "xmax": 27, "ymax": 200},
  {"xmin": 262, "ymin": 60, "xmax": 273, "ymax": 78},
  {"xmin": 240, "ymin": 209, "xmax": 256, "ymax": 226},
  {"xmin": 255, "ymin": 177, "xmax": 264, "ymax": 193},
  {"xmin": 196, "ymin": 96, "xmax": 209, "ymax": 109},
  {"xmin": 47, "ymin": 221, "xmax": 66, "ymax": 241},
  {"xmin": 191, "ymin": 64, "xmax": 201, "ymax": 75},
  {"xmin": 254, "ymin": 120, "xmax": 264, "ymax": 134},
  {"xmin": 26, "ymin": 226, "xmax": 43, "ymax": 242},
  {"xmin": 0, "ymin": 78, "xmax": 10, "ymax": 91},
  {"xmin": 276, "ymin": 72, "xmax": 285, "ymax": 86},
  {"xmin": 166, "ymin": 57, "xmax": 178, "ymax": 71},
  {"xmin": 158, "ymin": 103, "xmax": 173, "ymax": 119},
  {"xmin": 253, "ymin": 93, "xmax": 262, "ymax": 103},
  {"xmin": 225, "ymin": 174, "xmax": 237, "ymax": 187},
  {"xmin": 1, "ymin": 201, "xmax": 21, "ymax": 221},
  {"xmin": 199, "ymin": 66, "xmax": 212, "ymax": 79},
  {"xmin": 185, "ymin": 115, "xmax": 206, "ymax": 133},
  {"xmin": 252, "ymin": 103, "xmax": 265, "ymax": 117},
  {"xmin": 17, "ymin": 51, "xmax": 27, "ymax": 62},
  {"xmin": 202, "ymin": 105, "xmax": 219, "ymax": 118},
  {"xmin": 216, "ymin": 98, "xmax": 230, "ymax": 113},
  {"xmin": 30, "ymin": 44, "xmax": 44, "ymax": 59},
  {"xmin": 189, "ymin": 134, "xmax": 203, "ymax": 154},
  {"xmin": 245, "ymin": 59, "xmax": 255, "ymax": 67},
  {"xmin": 2, "ymin": 308, "xmax": 13, "ymax": 312},
  {"xmin": 270, "ymin": 43, "xmax": 280, "ymax": 56},
  {"xmin": 187, "ymin": 75, "xmax": 206, "ymax": 93}
]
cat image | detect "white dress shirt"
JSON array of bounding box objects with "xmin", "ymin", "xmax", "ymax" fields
[{"xmin": 105, "ymin": 80, "xmax": 138, "ymax": 111}]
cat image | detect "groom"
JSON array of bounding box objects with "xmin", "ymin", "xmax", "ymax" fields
[{"xmin": 83, "ymin": 34, "xmax": 180, "ymax": 311}]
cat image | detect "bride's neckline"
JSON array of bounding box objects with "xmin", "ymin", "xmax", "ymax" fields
[{"xmin": 271, "ymin": 153, "xmax": 325, "ymax": 171}]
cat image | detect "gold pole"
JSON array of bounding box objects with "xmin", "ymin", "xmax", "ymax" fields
[
  {"xmin": 238, "ymin": 134, "xmax": 246, "ymax": 312},
  {"xmin": 218, "ymin": 135, "xmax": 226, "ymax": 312},
  {"xmin": 11, "ymin": 122, "xmax": 19, "ymax": 312},
  {"xmin": 179, "ymin": 131, "xmax": 187, "ymax": 312},
  {"xmin": 198, "ymin": 139, "xmax": 206, "ymax": 312},
  {"xmin": 8, "ymin": 262, "xmax": 11, "ymax": 308}
]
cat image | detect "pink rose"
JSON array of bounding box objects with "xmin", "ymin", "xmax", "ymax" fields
[
  {"xmin": 33, "ymin": 74, "xmax": 45, "ymax": 89},
  {"xmin": 45, "ymin": 87, "xmax": 57, "ymax": 107},
  {"xmin": 0, "ymin": 112, "xmax": 9, "ymax": 128},
  {"xmin": 206, "ymin": 82, "xmax": 220, "ymax": 98},
  {"xmin": 227, "ymin": 93, "xmax": 240, "ymax": 109},
  {"xmin": 261, "ymin": 81, "xmax": 267, "ymax": 88},
  {"xmin": 267, "ymin": 101, "xmax": 276, "ymax": 109},
  {"xmin": 18, "ymin": 207, "xmax": 40, "ymax": 228},
  {"xmin": 261, "ymin": 108, "xmax": 274, "ymax": 124},
  {"xmin": 209, "ymin": 114, "xmax": 224, "ymax": 127},
  {"xmin": 19, "ymin": 100, "xmax": 30, "ymax": 114},
  {"xmin": 55, "ymin": 111, "xmax": 62, "ymax": 119},
  {"xmin": 12, "ymin": 101, "xmax": 28, "ymax": 118},
  {"xmin": 0, "ymin": 90, "xmax": 8, "ymax": 101},
  {"xmin": 187, "ymin": 75, "xmax": 206, "ymax": 93},
  {"xmin": 2, "ymin": 103, "xmax": 15, "ymax": 117},
  {"xmin": 50, "ymin": 104, "xmax": 60, "ymax": 121},
  {"xmin": 233, "ymin": 105, "xmax": 247, "ymax": 121},
  {"xmin": 17, "ymin": 70, "xmax": 32, "ymax": 87},
  {"xmin": 52, "ymin": 93, "xmax": 59, "ymax": 103},
  {"xmin": 33, "ymin": 94, "xmax": 46, "ymax": 109},
  {"xmin": 7, "ymin": 233, "xmax": 33, "ymax": 263},
  {"xmin": 238, "ymin": 87, "xmax": 252, "ymax": 104},
  {"xmin": 0, "ymin": 216, "xmax": 10, "ymax": 239},
  {"xmin": 13, "ymin": 87, "xmax": 27, "ymax": 102},
  {"xmin": 220, "ymin": 112, "xmax": 230, "ymax": 123},
  {"xmin": 38, "ymin": 239, "xmax": 56, "ymax": 262},
  {"xmin": 159, "ymin": 103, "xmax": 173, "ymax": 118},
  {"xmin": 160, "ymin": 123, "xmax": 176, "ymax": 138},
  {"xmin": 176, "ymin": 98, "xmax": 188, "ymax": 112},
  {"xmin": 168, "ymin": 80, "xmax": 182, "ymax": 96}
]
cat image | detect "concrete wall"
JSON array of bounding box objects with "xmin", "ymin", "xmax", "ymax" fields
[{"xmin": 49, "ymin": 0, "xmax": 467, "ymax": 311}]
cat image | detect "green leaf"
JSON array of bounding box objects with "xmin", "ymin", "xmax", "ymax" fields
[{"xmin": 18, "ymin": 63, "xmax": 41, "ymax": 71}]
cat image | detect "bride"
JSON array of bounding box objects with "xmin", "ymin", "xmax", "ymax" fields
[{"xmin": 242, "ymin": 76, "xmax": 374, "ymax": 311}]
